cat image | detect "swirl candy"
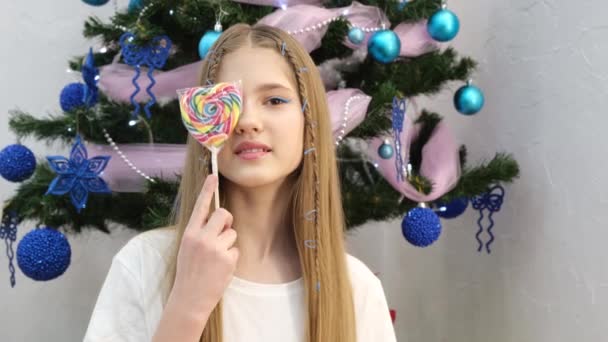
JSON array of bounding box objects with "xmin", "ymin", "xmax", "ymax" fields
[{"xmin": 178, "ymin": 82, "xmax": 242, "ymax": 149}]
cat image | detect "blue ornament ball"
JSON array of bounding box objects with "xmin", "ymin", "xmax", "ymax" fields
[
  {"xmin": 397, "ymin": 0, "xmax": 409, "ymax": 10},
  {"xmin": 401, "ymin": 207, "xmax": 442, "ymax": 247},
  {"xmin": 454, "ymin": 84, "xmax": 484, "ymax": 115},
  {"xmin": 60, "ymin": 82, "xmax": 98, "ymax": 112},
  {"xmin": 436, "ymin": 197, "xmax": 469, "ymax": 219},
  {"xmin": 82, "ymin": 0, "xmax": 110, "ymax": 6},
  {"xmin": 378, "ymin": 142, "xmax": 394, "ymax": 159},
  {"xmin": 0, "ymin": 144, "xmax": 36, "ymax": 182},
  {"xmin": 17, "ymin": 227, "xmax": 71, "ymax": 281},
  {"xmin": 348, "ymin": 27, "xmax": 365, "ymax": 45},
  {"xmin": 427, "ymin": 8, "xmax": 460, "ymax": 42},
  {"xmin": 199, "ymin": 30, "xmax": 222, "ymax": 59},
  {"xmin": 128, "ymin": 0, "xmax": 144, "ymax": 13},
  {"xmin": 367, "ymin": 30, "xmax": 401, "ymax": 64}
]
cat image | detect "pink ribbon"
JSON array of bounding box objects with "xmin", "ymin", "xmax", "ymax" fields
[
  {"xmin": 232, "ymin": 0, "xmax": 323, "ymax": 7},
  {"xmin": 367, "ymin": 105, "xmax": 460, "ymax": 202},
  {"xmin": 327, "ymin": 88, "xmax": 371, "ymax": 140},
  {"xmin": 88, "ymin": 143, "xmax": 186, "ymax": 193}
]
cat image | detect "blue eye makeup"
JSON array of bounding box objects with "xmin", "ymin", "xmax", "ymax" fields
[{"xmin": 266, "ymin": 96, "xmax": 291, "ymax": 105}]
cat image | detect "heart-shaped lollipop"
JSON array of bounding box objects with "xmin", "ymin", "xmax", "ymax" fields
[{"xmin": 177, "ymin": 82, "xmax": 242, "ymax": 209}]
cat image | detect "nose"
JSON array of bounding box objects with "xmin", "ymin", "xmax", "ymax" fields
[{"xmin": 234, "ymin": 98, "xmax": 263, "ymax": 135}]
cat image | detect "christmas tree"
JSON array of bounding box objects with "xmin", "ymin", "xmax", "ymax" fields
[{"xmin": 2, "ymin": 0, "xmax": 519, "ymax": 245}]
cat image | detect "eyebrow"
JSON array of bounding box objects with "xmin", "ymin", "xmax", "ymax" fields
[{"xmin": 253, "ymin": 83, "xmax": 294, "ymax": 93}]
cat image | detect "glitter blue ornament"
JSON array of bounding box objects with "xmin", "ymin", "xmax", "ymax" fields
[
  {"xmin": 454, "ymin": 83, "xmax": 484, "ymax": 115},
  {"xmin": 82, "ymin": 0, "xmax": 110, "ymax": 6},
  {"xmin": 427, "ymin": 8, "xmax": 460, "ymax": 42},
  {"xmin": 397, "ymin": 0, "xmax": 408, "ymax": 10},
  {"xmin": 60, "ymin": 83, "xmax": 87, "ymax": 112},
  {"xmin": 436, "ymin": 197, "xmax": 469, "ymax": 219},
  {"xmin": 378, "ymin": 140, "xmax": 394, "ymax": 159},
  {"xmin": 401, "ymin": 207, "xmax": 442, "ymax": 247},
  {"xmin": 367, "ymin": 30, "xmax": 401, "ymax": 64},
  {"xmin": 347, "ymin": 27, "xmax": 365, "ymax": 45},
  {"xmin": 0, "ymin": 144, "xmax": 36, "ymax": 182},
  {"xmin": 16, "ymin": 227, "xmax": 71, "ymax": 281},
  {"xmin": 46, "ymin": 135, "xmax": 112, "ymax": 213}
]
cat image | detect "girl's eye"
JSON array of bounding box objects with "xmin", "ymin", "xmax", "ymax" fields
[{"xmin": 266, "ymin": 97, "xmax": 291, "ymax": 106}]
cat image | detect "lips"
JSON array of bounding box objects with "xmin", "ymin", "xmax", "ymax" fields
[{"xmin": 234, "ymin": 141, "xmax": 272, "ymax": 155}]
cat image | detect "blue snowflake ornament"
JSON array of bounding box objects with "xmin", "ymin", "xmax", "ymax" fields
[{"xmin": 45, "ymin": 135, "xmax": 111, "ymax": 212}]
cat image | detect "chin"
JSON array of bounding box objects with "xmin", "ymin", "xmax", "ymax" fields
[{"xmin": 220, "ymin": 170, "xmax": 284, "ymax": 189}]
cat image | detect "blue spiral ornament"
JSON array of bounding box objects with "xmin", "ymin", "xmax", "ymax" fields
[
  {"xmin": 0, "ymin": 144, "xmax": 36, "ymax": 183},
  {"xmin": 119, "ymin": 32, "xmax": 172, "ymax": 119},
  {"xmin": 427, "ymin": 7, "xmax": 460, "ymax": 42},
  {"xmin": 368, "ymin": 30, "xmax": 401, "ymax": 64},
  {"xmin": 1, "ymin": 211, "xmax": 19, "ymax": 287},
  {"xmin": 471, "ymin": 185, "xmax": 505, "ymax": 254},
  {"xmin": 17, "ymin": 227, "xmax": 71, "ymax": 281},
  {"xmin": 401, "ymin": 207, "xmax": 442, "ymax": 247}
]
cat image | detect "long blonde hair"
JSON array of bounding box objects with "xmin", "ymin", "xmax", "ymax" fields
[{"xmin": 164, "ymin": 24, "xmax": 356, "ymax": 342}]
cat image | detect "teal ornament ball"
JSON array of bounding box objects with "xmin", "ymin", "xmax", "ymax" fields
[
  {"xmin": 378, "ymin": 141, "xmax": 394, "ymax": 159},
  {"xmin": 454, "ymin": 84, "xmax": 484, "ymax": 115},
  {"xmin": 348, "ymin": 27, "xmax": 365, "ymax": 45},
  {"xmin": 82, "ymin": 0, "xmax": 110, "ymax": 6},
  {"xmin": 199, "ymin": 30, "xmax": 222, "ymax": 59},
  {"xmin": 367, "ymin": 30, "xmax": 401, "ymax": 64},
  {"xmin": 427, "ymin": 8, "xmax": 460, "ymax": 42},
  {"xmin": 128, "ymin": 0, "xmax": 144, "ymax": 13}
]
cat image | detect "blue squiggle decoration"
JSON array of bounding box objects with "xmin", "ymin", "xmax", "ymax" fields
[
  {"xmin": 471, "ymin": 185, "xmax": 505, "ymax": 254},
  {"xmin": 391, "ymin": 97, "xmax": 407, "ymax": 182},
  {"xmin": 0, "ymin": 211, "xmax": 19, "ymax": 287},
  {"xmin": 119, "ymin": 32, "xmax": 172, "ymax": 119}
]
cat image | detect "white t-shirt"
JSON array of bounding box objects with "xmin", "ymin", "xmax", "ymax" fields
[{"xmin": 83, "ymin": 228, "xmax": 397, "ymax": 342}]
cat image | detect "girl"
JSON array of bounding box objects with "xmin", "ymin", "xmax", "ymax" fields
[{"xmin": 84, "ymin": 24, "xmax": 396, "ymax": 342}]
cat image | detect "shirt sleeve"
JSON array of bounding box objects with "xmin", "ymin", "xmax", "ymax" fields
[
  {"xmin": 358, "ymin": 277, "xmax": 397, "ymax": 342},
  {"xmin": 83, "ymin": 256, "xmax": 148, "ymax": 342}
]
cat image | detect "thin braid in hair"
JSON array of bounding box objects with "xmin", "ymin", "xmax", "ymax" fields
[{"xmin": 279, "ymin": 40, "xmax": 322, "ymax": 295}]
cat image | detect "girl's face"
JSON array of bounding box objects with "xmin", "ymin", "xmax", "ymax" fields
[{"xmin": 215, "ymin": 46, "xmax": 305, "ymax": 189}]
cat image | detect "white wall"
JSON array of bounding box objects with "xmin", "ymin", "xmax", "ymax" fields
[{"xmin": 1, "ymin": 1, "xmax": 607, "ymax": 341}]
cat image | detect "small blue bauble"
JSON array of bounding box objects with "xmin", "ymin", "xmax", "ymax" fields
[
  {"xmin": 82, "ymin": 0, "xmax": 110, "ymax": 6},
  {"xmin": 401, "ymin": 207, "xmax": 442, "ymax": 247},
  {"xmin": 198, "ymin": 30, "xmax": 222, "ymax": 59},
  {"xmin": 0, "ymin": 144, "xmax": 36, "ymax": 182},
  {"xmin": 17, "ymin": 227, "xmax": 71, "ymax": 281},
  {"xmin": 59, "ymin": 82, "xmax": 98, "ymax": 112},
  {"xmin": 397, "ymin": 0, "xmax": 408, "ymax": 10},
  {"xmin": 378, "ymin": 141, "xmax": 394, "ymax": 159},
  {"xmin": 427, "ymin": 8, "xmax": 460, "ymax": 42},
  {"xmin": 348, "ymin": 27, "xmax": 365, "ymax": 45},
  {"xmin": 128, "ymin": 0, "xmax": 144, "ymax": 13},
  {"xmin": 436, "ymin": 197, "xmax": 469, "ymax": 219},
  {"xmin": 454, "ymin": 84, "xmax": 484, "ymax": 115},
  {"xmin": 367, "ymin": 30, "xmax": 401, "ymax": 64}
]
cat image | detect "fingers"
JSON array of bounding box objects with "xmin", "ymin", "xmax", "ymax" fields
[
  {"xmin": 217, "ymin": 228, "xmax": 237, "ymax": 249},
  {"xmin": 187, "ymin": 175, "xmax": 217, "ymax": 231},
  {"xmin": 204, "ymin": 208, "xmax": 233, "ymax": 236}
]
